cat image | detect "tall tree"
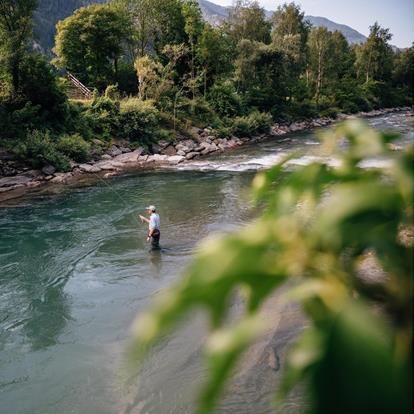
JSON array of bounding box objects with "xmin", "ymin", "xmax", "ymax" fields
[
  {"xmin": 225, "ymin": 0, "xmax": 271, "ymax": 44},
  {"xmin": 235, "ymin": 39, "xmax": 285, "ymax": 111},
  {"xmin": 271, "ymin": 2, "xmax": 310, "ymax": 99},
  {"xmin": 355, "ymin": 22, "xmax": 393, "ymax": 83},
  {"xmin": 198, "ymin": 24, "xmax": 234, "ymax": 95},
  {"xmin": 182, "ymin": 0, "xmax": 204, "ymax": 100},
  {"xmin": 53, "ymin": 4, "xmax": 129, "ymax": 90},
  {"xmin": 308, "ymin": 27, "xmax": 333, "ymax": 105},
  {"xmin": 0, "ymin": 0, "xmax": 37, "ymax": 96},
  {"xmin": 392, "ymin": 44, "xmax": 413, "ymax": 92}
]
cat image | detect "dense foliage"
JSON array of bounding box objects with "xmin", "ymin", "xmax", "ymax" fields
[
  {"xmin": 0, "ymin": 0, "xmax": 413, "ymax": 171},
  {"xmin": 129, "ymin": 121, "xmax": 413, "ymax": 413}
]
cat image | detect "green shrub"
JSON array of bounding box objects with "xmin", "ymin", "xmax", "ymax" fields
[
  {"xmin": 84, "ymin": 95, "xmax": 120, "ymax": 140},
  {"xmin": 231, "ymin": 111, "xmax": 273, "ymax": 137},
  {"xmin": 104, "ymin": 84, "xmax": 121, "ymax": 101},
  {"xmin": 207, "ymin": 81, "xmax": 243, "ymax": 117},
  {"xmin": 320, "ymin": 107, "xmax": 340, "ymax": 118},
  {"xmin": 119, "ymin": 98, "xmax": 160, "ymax": 142},
  {"xmin": 15, "ymin": 130, "xmax": 71, "ymax": 171},
  {"xmin": 56, "ymin": 134, "xmax": 91, "ymax": 162}
]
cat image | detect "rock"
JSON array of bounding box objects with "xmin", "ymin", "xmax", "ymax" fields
[
  {"xmin": 151, "ymin": 143, "xmax": 162, "ymax": 154},
  {"xmin": 113, "ymin": 149, "xmax": 142, "ymax": 163},
  {"xmin": 50, "ymin": 173, "xmax": 71, "ymax": 184},
  {"xmin": 166, "ymin": 155, "xmax": 185, "ymax": 164},
  {"xmin": 138, "ymin": 155, "xmax": 149, "ymax": 162},
  {"xmin": 161, "ymin": 145, "xmax": 177, "ymax": 156},
  {"xmin": 23, "ymin": 169, "xmax": 42, "ymax": 178},
  {"xmin": 101, "ymin": 154, "xmax": 112, "ymax": 160},
  {"xmin": 190, "ymin": 126, "xmax": 203, "ymax": 136},
  {"xmin": 157, "ymin": 140, "xmax": 171, "ymax": 149},
  {"xmin": 185, "ymin": 152, "xmax": 199, "ymax": 160},
  {"xmin": 79, "ymin": 164, "xmax": 102, "ymax": 173},
  {"xmin": 120, "ymin": 147, "xmax": 131, "ymax": 153},
  {"xmin": 0, "ymin": 175, "xmax": 33, "ymax": 188},
  {"xmin": 26, "ymin": 181, "xmax": 42, "ymax": 188},
  {"xmin": 94, "ymin": 161, "xmax": 119, "ymax": 171},
  {"xmin": 45, "ymin": 175, "xmax": 54, "ymax": 181},
  {"xmin": 176, "ymin": 150, "xmax": 186, "ymax": 156},
  {"xmin": 42, "ymin": 165, "xmax": 56, "ymax": 176},
  {"xmin": 182, "ymin": 140, "xmax": 197, "ymax": 150},
  {"xmin": 1, "ymin": 166, "xmax": 18, "ymax": 177},
  {"xmin": 107, "ymin": 145, "xmax": 122, "ymax": 157},
  {"xmin": 152, "ymin": 154, "xmax": 168, "ymax": 162}
]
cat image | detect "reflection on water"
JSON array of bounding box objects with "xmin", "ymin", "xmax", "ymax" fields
[{"xmin": 0, "ymin": 112, "xmax": 412, "ymax": 414}]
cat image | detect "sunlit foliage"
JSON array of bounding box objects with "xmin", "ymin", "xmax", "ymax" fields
[{"xmin": 129, "ymin": 121, "xmax": 413, "ymax": 413}]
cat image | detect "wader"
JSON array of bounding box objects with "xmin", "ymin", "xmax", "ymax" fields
[{"xmin": 150, "ymin": 229, "xmax": 161, "ymax": 250}]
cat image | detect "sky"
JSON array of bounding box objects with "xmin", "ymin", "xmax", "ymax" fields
[{"xmin": 212, "ymin": 0, "xmax": 414, "ymax": 48}]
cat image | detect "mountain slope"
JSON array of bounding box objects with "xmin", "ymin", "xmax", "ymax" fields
[
  {"xmin": 33, "ymin": 0, "xmax": 368, "ymax": 54},
  {"xmin": 305, "ymin": 16, "xmax": 367, "ymax": 44}
]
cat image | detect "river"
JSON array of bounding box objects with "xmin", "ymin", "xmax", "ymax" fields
[{"xmin": 0, "ymin": 112, "xmax": 413, "ymax": 414}]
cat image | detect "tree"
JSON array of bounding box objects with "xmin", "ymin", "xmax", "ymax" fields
[
  {"xmin": 225, "ymin": 0, "xmax": 271, "ymax": 44},
  {"xmin": 53, "ymin": 4, "xmax": 129, "ymax": 90},
  {"xmin": 197, "ymin": 24, "xmax": 234, "ymax": 95},
  {"xmin": 0, "ymin": 0, "xmax": 37, "ymax": 96},
  {"xmin": 114, "ymin": 0, "xmax": 157, "ymax": 59},
  {"xmin": 355, "ymin": 22, "xmax": 393, "ymax": 83},
  {"xmin": 392, "ymin": 45, "xmax": 413, "ymax": 92},
  {"xmin": 271, "ymin": 2, "xmax": 310, "ymax": 99},
  {"xmin": 235, "ymin": 39, "xmax": 285, "ymax": 111},
  {"xmin": 308, "ymin": 27, "xmax": 333, "ymax": 105},
  {"xmin": 182, "ymin": 0, "xmax": 204, "ymax": 100}
]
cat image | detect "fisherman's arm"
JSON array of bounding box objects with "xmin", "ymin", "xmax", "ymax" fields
[{"xmin": 139, "ymin": 215, "xmax": 150, "ymax": 224}]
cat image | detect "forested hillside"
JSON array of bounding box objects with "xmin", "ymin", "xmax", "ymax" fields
[{"xmin": 33, "ymin": 0, "xmax": 370, "ymax": 53}]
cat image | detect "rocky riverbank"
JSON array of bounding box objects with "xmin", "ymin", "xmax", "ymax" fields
[{"xmin": 1, "ymin": 106, "xmax": 412, "ymax": 203}]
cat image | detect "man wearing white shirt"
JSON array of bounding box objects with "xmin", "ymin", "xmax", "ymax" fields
[{"xmin": 139, "ymin": 205, "xmax": 161, "ymax": 249}]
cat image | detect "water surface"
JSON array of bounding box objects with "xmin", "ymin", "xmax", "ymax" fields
[{"xmin": 1, "ymin": 112, "xmax": 412, "ymax": 414}]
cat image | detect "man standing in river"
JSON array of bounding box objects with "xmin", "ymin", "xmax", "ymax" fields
[{"xmin": 139, "ymin": 205, "xmax": 161, "ymax": 250}]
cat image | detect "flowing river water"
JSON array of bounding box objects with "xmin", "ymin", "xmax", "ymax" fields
[{"xmin": 0, "ymin": 112, "xmax": 413, "ymax": 414}]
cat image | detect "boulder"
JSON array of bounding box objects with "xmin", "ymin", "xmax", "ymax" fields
[
  {"xmin": 176, "ymin": 150, "xmax": 186, "ymax": 156},
  {"xmin": 51, "ymin": 173, "xmax": 71, "ymax": 184},
  {"xmin": 152, "ymin": 154, "xmax": 168, "ymax": 162},
  {"xmin": 113, "ymin": 149, "xmax": 141, "ymax": 163},
  {"xmin": 185, "ymin": 152, "xmax": 199, "ymax": 160},
  {"xmin": 166, "ymin": 155, "xmax": 185, "ymax": 164},
  {"xmin": 94, "ymin": 161, "xmax": 118, "ymax": 171},
  {"xmin": 79, "ymin": 164, "xmax": 102, "ymax": 173},
  {"xmin": 161, "ymin": 145, "xmax": 177, "ymax": 156},
  {"xmin": 151, "ymin": 143, "xmax": 162, "ymax": 154},
  {"xmin": 42, "ymin": 165, "xmax": 56, "ymax": 176},
  {"xmin": 158, "ymin": 140, "xmax": 171, "ymax": 149},
  {"xmin": 0, "ymin": 175, "xmax": 32, "ymax": 188},
  {"xmin": 120, "ymin": 147, "xmax": 132, "ymax": 153},
  {"xmin": 107, "ymin": 145, "xmax": 122, "ymax": 157},
  {"xmin": 101, "ymin": 154, "xmax": 112, "ymax": 160}
]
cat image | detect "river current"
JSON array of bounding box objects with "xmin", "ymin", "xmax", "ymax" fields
[{"xmin": 0, "ymin": 112, "xmax": 413, "ymax": 414}]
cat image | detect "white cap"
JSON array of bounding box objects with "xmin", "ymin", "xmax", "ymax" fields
[{"xmin": 146, "ymin": 205, "xmax": 156, "ymax": 212}]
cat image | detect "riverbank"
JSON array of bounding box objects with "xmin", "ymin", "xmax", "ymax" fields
[{"xmin": 1, "ymin": 106, "xmax": 412, "ymax": 203}]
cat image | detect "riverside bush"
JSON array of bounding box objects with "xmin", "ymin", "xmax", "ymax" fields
[
  {"xmin": 15, "ymin": 130, "xmax": 70, "ymax": 171},
  {"xmin": 84, "ymin": 95, "xmax": 120, "ymax": 140},
  {"xmin": 231, "ymin": 111, "xmax": 273, "ymax": 137},
  {"xmin": 56, "ymin": 134, "xmax": 91, "ymax": 162},
  {"xmin": 119, "ymin": 98, "xmax": 160, "ymax": 142},
  {"xmin": 207, "ymin": 81, "xmax": 243, "ymax": 117}
]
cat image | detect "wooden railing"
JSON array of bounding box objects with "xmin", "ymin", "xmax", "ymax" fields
[{"xmin": 67, "ymin": 72, "xmax": 92, "ymax": 99}]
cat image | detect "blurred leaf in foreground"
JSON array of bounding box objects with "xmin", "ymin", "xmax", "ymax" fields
[{"xmin": 129, "ymin": 120, "xmax": 413, "ymax": 413}]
